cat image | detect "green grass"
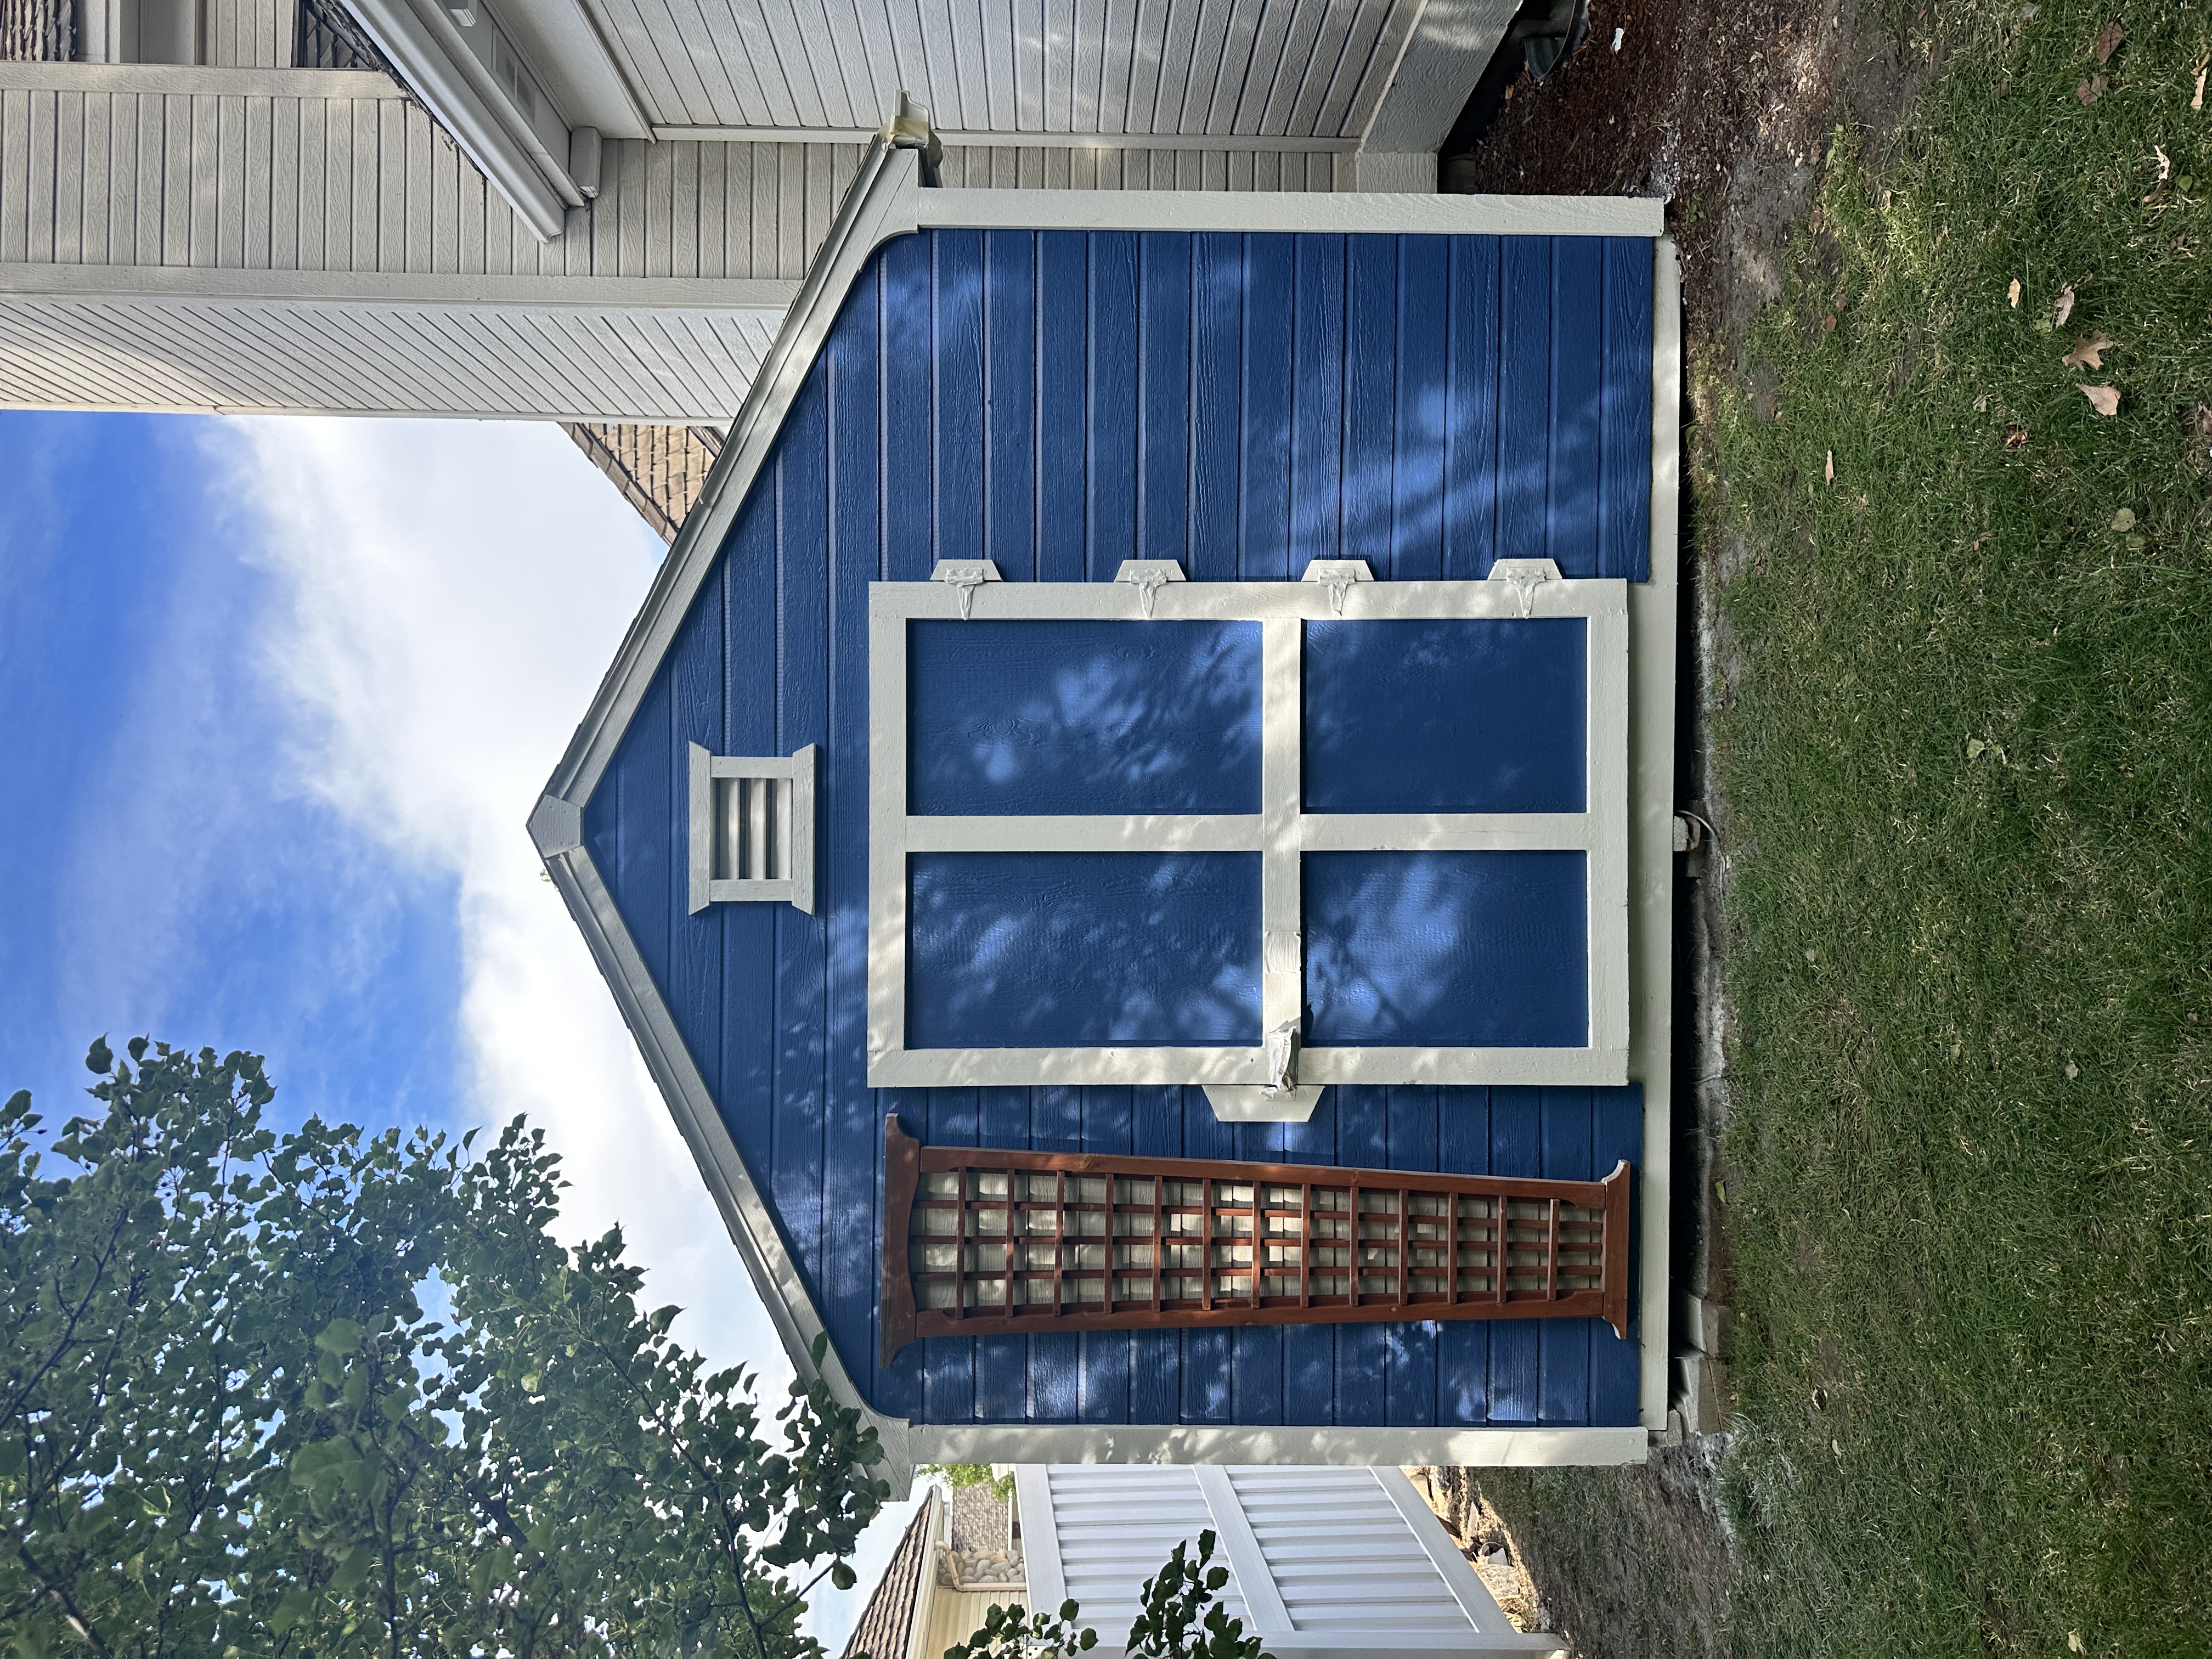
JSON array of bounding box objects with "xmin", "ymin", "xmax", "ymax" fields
[{"xmin": 1707, "ymin": 2, "xmax": 2212, "ymax": 1652}]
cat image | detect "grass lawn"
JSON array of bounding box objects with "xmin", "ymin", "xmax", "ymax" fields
[
  {"xmin": 1715, "ymin": 1, "xmax": 2211, "ymax": 1651},
  {"xmin": 1488, "ymin": 4, "xmax": 2212, "ymax": 1655}
]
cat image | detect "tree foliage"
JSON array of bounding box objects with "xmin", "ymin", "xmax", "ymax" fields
[
  {"xmin": 0, "ymin": 1039, "xmax": 889, "ymax": 1657},
  {"xmin": 941, "ymin": 1531, "xmax": 1265, "ymax": 1659}
]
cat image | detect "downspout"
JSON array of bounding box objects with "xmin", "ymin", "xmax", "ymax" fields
[{"xmin": 340, "ymin": 0, "xmax": 575, "ymax": 239}]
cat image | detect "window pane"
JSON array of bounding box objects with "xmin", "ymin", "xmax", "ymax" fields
[
  {"xmin": 1302, "ymin": 618, "xmax": 1586, "ymax": 813},
  {"xmin": 1303, "ymin": 851, "xmax": 1588, "ymax": 1047},
  {"xmin": 908, "ymin": 619, "xmax": 1262, "ymax": 815},
  {"xmin": 908, "ymin": 852, "xmax": 1262, "ymax": 1047}
]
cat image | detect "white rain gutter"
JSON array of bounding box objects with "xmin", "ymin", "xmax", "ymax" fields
[{"xmin": 342, "ymin": 0, "xmax": 577, "ymax": 240}]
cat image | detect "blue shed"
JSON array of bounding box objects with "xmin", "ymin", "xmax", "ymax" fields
[{"xmin": 532, "ymin": 133, "xmax": 1680, "ymax": 1476}]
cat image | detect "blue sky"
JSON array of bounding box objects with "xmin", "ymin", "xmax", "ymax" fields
[
  {"xmin": 0, "ymin": 409, "xmax": 916, "ymax": 1644},
  {"xmin": 3, "ymin": 413, "xmax": 465, "ymax": 1126}
]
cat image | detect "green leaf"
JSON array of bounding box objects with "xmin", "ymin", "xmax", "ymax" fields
[
  {"xmin": 316, "ymin": 1318, "xmax": 363, "ymax": 1355},
  {"xmin": 85, "ymin": 1036, "xmax": 112, "ymax": 1074}
]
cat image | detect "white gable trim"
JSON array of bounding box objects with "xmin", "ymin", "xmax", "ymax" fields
[{"xmin": 531, "ymin": 125, "xmax": 1680, "ymax": 1473}]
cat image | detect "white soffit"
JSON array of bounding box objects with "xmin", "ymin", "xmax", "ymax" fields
[{"xmin": 571, "ymin": 0, "xmax": 1433, "ymax": 139}]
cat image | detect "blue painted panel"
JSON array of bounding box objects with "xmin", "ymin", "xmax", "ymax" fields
[
  {"xmin": 906, "ymin": 619, "xmax": 1263, "ymax": 816},
  {"xmin": 1487, "ymin": 1088, "xmax": 1542, "ymax": 1423},
  {"xmin": 907, "ymin": 852, "xmax": 1262, "ymax": 1048},
  {"xmin": 1443, "ymin": 238, "xmax": 1500, "ymax": 579},
  {"xmin": 1600, "ymin": 239, "xmax": 1654, "ymax": 582},
  {"xmin": 580, "ymin": 228, "xmax": 1657, "ymax": 1435},
  {"xmin": 985, "ymin": 230, "xmax": 1037, "ymax": 580},
  {"xmin": 1304, "ymin": 851, "xmax": 1590, "ymax": 1048},
  {"xmin": 1436, "ymin": 1086, "xmax": 1491, "ymax": 1424},
  {"xmin": 1590, "ymin": 1085, "xmax": 1644, "ymax": 1425},
  {"xmin": 1289, "ymin": 235, "xmax": 1346, "ymax": 570},
  {"xmin": 1539, "ymin": 1089, "xmax": 1594, "ymax": 1424},
  {"xmin": 1497, "ymin": 238, "xmax": 1551, "ymax": 568},
  {"xmin": 1547, "ymin": 239, "xmax": 1604, "ymax": 575},
  {"xmin": 1394, "ymin": 237, "xmax": 1449, "ymax": 583},
  {"xmin": 1301, "ymin": 618, "xmax": 1587, "ymax": 814}
]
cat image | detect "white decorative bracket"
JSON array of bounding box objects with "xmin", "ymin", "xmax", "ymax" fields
[
  {"xmin": 1202, "ymin": 1083, "xmax": 1324, "ymax": 1123},
  {"xmin": 1113, "ymin": 558, "xmax": 1186, "ymax": 618},
  {"xmin": 1301, "ymin": 557, "xmax": 1374, "ymax": 616},
  {"xmin": 930, "ymin": 559, "xmax": 1001, "ymax": 619},
  {"xmin": 1488, "ymin": 557, "xmax": 1562, "ymax": 618},
  {"xmin": 1261, "ymin": 1018, "xmax": 1302, "ymax": 1094}
]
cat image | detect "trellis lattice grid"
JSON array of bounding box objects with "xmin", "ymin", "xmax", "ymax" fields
[{"xmin": 880, "ymin": 1118, "xmax": 1630, "ymax": 1362}]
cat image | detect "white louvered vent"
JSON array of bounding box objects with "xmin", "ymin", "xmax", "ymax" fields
[
  {"xmin": 1015, "ymin": 1465, "xmax": 1561, "ymax": 1656},
  {"xmin": 1227, "ymin": 1469, "xmax": 1468, "ymax": 1634},
  {"xmin": 687, "ymin": 743, "xmax": 815, "ymax": 913}
]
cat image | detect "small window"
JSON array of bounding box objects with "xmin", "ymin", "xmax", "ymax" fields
[{"xmin": 688, "ymin": 743, "xmax": 816, "ymax": 915}]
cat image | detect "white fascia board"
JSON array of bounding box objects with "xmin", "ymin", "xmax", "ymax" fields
[
  {"xmin": 1359, "ymin": 0, "xmax": 1521, "ymax": 154},
  {"xmin": 1632, "ymin": 237, "xmax": 1684, "ymax": 1430},
  {"xmin": 491, "ymin": 0, "xmax": 651, "ymax": 138},
  {"xmin": 915, "ymin": 1425, "xmax": 1650, "ymax": 1468},
  {"xmin": 914, "ymin": 189, "xmax": 1663, "ymax": 238},
  {"xmin": 0, "ymin": 263, "xmax": 799, "ymax": 311},
  {"xmin": 343, "ymin": 0, "xmax": 573, "ymax": 239},
  {"xmin": 0, "ymin": 62, "xmax": 400, "ymax": 95}
]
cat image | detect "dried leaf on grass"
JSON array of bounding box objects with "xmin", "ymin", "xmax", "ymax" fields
[
  {"xmin": 2155, "ymin": 144, "xmax": 2173, "ymax": 182},
  {"xmin": 1824, "ymin": 450, "xmax": 1835, "ymax": 484},
  {"xmin": 2196, "ymin": 57, "xmax": 2208, "ymax": 110},
  {"xmin": 2082, "ymin": 384, "xmax": 2121, "ymax": 416},
  {"xmin": 2008, "ymin": 278, "xmax": 2022, "ymax": 307},
  {"xmin": 2063, "ymin": 330, "xmax": 2115, "ymax": 369},
  {"xmin": 2091, "ymin": 20, "xmax": 2125, "ymax": 64},
  {"xmin": 2077, "ymin": 74, "xmax": 2107, "ymax": 105},
  {"xmin": 1973, "ymin": 393, "xmax": 1990, "ymax": 412},
  {"xmin": 2055, "ymin": 284, "xmax": 2077, "ymax": 326},
  {"xmin": 2005, "ymin": 425, "xmax": 2030, "ymax": 449}
]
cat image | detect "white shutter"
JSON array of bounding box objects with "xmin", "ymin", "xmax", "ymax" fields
[{"xmin": 1014, "ymin": 1466, "xmax": 1563, "ymax": 1658}]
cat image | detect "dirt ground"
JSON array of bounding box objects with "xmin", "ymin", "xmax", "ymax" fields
[{"xmin": 1440, "ymin": 2, "xmax": 1925, "ymax": 1654}]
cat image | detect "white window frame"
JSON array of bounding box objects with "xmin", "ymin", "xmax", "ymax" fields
[
  {"xmin": 689, "ymin": 743, "xmax": 817, "ymax": 914},
  {"xmin": 866, "ymin": 559, "xmax": 1628, "ymax": 1096}
]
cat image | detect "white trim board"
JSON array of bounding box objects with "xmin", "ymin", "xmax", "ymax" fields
[
  {"xmin": 530, "ymin": 136, "xmax": 1679, "ymax": 1463},
  {"xmin": 866, "ymin": 567, "xmax": 1630, "ymax": 1097}
]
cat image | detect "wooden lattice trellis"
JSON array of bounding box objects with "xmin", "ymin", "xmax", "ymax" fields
[{"xmin": 880, "ymin": 1117, "xmax": 1630, "ymax": 1362}]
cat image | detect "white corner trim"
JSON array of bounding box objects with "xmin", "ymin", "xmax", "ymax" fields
[
  {"xmin": 914, "ymin": 190, "xmax": 1663, "ymax": 239},
  {"xmin": 1012, "ymin": 1466, "xmax": 1066, "ymax": 1611},
  {"xmin": 0, "ymin": 63, "xmax": 403, "ymax": 96},
  {"xmin": 342, "ymin": 0, "xmax": 573, "ymax": 239},
  {"xmin": 650, "ymin": 125, "xmax": 1365, "ymax": 153},
  {"xmin": 1192, "ymin": 1466, "xmax": 1293, "ymax": 1630},
  {"xmin": 1632, "ymin": 235, "xmax": 1684, "ymax": 1430},
  {"xmin": 0, "ymin": 263, "xmax": 801, "ymax": 313},
  {"xmin": 914, "ymin": 1425, "xmax": 1650, "ymax": 1468},
  {"xmin": 1372, "ymin": 1468, "xmax": 1520, "ymax": 1638}
]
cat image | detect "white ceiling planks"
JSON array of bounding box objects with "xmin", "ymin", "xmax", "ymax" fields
[{"xmin": 584, "ymin": 0, "xmax": 1430, "ymax": 138}]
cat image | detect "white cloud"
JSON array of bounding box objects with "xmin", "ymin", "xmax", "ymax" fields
[
  {"xmin": 221, "ymin": 415, "xmax": 783, "ymax": 1379},
  {"xmin": 222, "ymin": 414, "xmax": 915, "ymax": 1647}
]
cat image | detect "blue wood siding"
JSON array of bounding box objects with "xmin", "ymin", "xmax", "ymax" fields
[{"xmin": 584, "ymin": 228, "xmax": 1652, "ymax": 1431}]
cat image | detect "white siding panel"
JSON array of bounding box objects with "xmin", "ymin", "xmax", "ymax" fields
[
  {"xmin": 1037, "ymin": 1466, "xmax": 1249, "ymax": 1644},
  {"xmin": 573, "ymin": 0, "xmax": 1421, "ymax": 136},
  {"xmin": 1227, "ymin": 1469, "xmax": 1468, "ymax": 1634},
  {"xmin": 0, "ymin": 295, "xmax": 776, "ymax": 418},
  {"xmin": 1015, "ymin": 1467, "xmax": 1547, "ymax": 1652}
]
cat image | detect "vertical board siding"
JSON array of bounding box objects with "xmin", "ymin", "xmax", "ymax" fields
[
  {"xmin": 0, "ymin": 92, "xmax": 873, "ymax": 280},
  {"xmin": 588, "ymin": 228, "xmax": 1653, "ymax": 1430},
  {"xmin": 580, "ymin": 0, "xmax": 1419, "ymax": 136}
]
